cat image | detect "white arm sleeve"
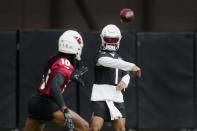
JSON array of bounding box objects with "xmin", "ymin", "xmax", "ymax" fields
[
  {"xmin": 97, "ymin": 57, "xmax": 136, "ymax": 71},
  {"xmin": 121, "ymin": 74, "xmax": 130, "ymax": 88}
]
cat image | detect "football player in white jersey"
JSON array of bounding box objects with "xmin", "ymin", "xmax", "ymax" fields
[{"xmin": 90, "ymin": 24, "xmax": 141, "ymax": 131}]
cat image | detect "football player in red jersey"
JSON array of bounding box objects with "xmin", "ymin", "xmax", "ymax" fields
[{"xmin": 23, "ymin": 30, "xmax": 89, "ymax": 131}]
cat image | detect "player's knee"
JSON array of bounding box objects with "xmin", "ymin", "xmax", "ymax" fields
[
  {"xmin": 83, "ymin": 122, "xmax": 89, "ymax": 131},
  {"xmin": 79, "ymin": 121, "xmax": 89, "ymax": 131},
  {"xmin": 115, "ymin": 127, "xmax": 126, "ymax": 131},
  {"xmin": 24, "ymin": 118, "xmax": 43, "ymax": 131},
  {"xmin": 90, "ymin": 126, "xmax": 101, "ymax": 131}
]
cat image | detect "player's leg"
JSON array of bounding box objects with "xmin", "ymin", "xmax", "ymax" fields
[
  {"xmin": 23, "ymin": 118, "xmax": 45, "ymax": 131},
  {"xmin": 23, "ymin": 94, "xmax": 49, "ymax": 131},
  {"xmin": 51, "ymin": 109, "xmax": 89, "ymax": 131},
  {"xmin": 110, "ymin": 102, "xmax": 126, "ymax": 131},
  {"xmin": 90, "ymin": 113, "xmax": 104, "ymax": 131},
  {"xmin": 90, "ymin": 101, "xmax": 112, "ymax": 131},
  {"xmin": 111, "ymin": 118, "xmax": 126, "ymax": 131}
]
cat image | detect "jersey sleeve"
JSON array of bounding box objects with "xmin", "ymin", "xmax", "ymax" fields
[
  {"xmin": 97, "ymin": 56, "xmax": 135, "ymax": 71},
  {"xmin": 121, "ymin": 74, "xmax": 130, "ymax": 88},
  {"xmin": 50, "ymin": 72, "xmax": 66, "ymax": 108},
  {"xmin": 95, "ymin": 51, "xmax": 135, "ymax": 71}
]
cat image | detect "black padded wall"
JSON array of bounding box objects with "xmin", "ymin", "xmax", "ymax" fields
[
  {"xmin": 137, "ymin": 32, "xmax": 194, "ymax": 128},
  {"xmin": 78, "ymin": 32, "xmax": 100, "ymax": 122},
  {"xmin": 0, "ymin": 32, "xmax": 16, "ymax": 128},
  {"xmin": 195, "ymin": 32, "xmax": 197, "ymax": 127},
  {"xmin": 0, "ymin": 30, "xmax": 193, "ymax": 130},
  {"xmin": 119, "ymin": 32, "xmax": 137, "ymax": 128}
]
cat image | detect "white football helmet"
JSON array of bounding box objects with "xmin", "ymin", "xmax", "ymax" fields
[
  {"xmin": 100, "ymin": 24, "xmax": 122, "ymax": 51},
  {"xmin": 58, "ymin": 30, "xmax": 83, "ymax": 60}
]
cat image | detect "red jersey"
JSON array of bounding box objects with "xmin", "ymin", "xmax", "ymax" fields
[{"xmin": 38, "ymin": 57, "xmax": 75, "ymax": 96}]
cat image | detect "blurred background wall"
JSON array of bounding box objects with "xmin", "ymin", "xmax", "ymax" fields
[
  {"xmin": 0, "ymin": 0, "xmax": 197, "ymax": 131},
  {"xmin": 0, "ymin": 0, "xmax": 196, "ymax": 32}
]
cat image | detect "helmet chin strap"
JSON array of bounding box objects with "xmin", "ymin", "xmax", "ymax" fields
[{"xmin": 75, "ymin": 53, "xmax": 81, "ymax": 61}]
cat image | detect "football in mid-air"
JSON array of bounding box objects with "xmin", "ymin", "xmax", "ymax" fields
[{"xmin": 120, "ymin": 8, "xmax": 135, "ymax": 22}]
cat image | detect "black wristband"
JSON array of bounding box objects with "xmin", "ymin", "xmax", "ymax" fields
[{"xmin": 63, "ymin": 107, "xmax": 69, "ymax": 113}]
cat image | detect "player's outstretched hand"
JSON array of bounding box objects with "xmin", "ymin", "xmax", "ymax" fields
[
  {"xmin": 132, "ymin": 65, "xmax": 141, "ymax": 77},
  {"xmin": 71, "ymin": 66, "xmax": 88, "ymax": 79},
  {"xmin": 71, "ymin": 66, "xmax": 88, "ymax": 87},
  {"xmin": 116, "ymin": 81, "xmax": 126, "ymax": 91}
]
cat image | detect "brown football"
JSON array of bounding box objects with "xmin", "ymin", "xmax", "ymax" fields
[{"xmin": 120, "ymin": 8, "xmax": 135, "ymax": 22}]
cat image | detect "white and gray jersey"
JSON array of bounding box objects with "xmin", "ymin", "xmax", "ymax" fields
[{"xmin": 91, "ymin": 50, "xmax": 135, "ymax": 102}]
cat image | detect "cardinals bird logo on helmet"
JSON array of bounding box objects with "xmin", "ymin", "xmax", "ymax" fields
[{"xmin": 58, "ymin": 30, "xmax": 83, "ymax": 61}]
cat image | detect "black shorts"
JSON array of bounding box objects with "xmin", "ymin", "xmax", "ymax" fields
[
  {"xmin": 27, "ymin": 93, "xmax": 60, "ymax": 123},
  {"xmin": 92, "ymin": 101, "xmax": 126, "ymax": 121}
]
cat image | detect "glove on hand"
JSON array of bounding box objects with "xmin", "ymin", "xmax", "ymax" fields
[
  {"xmin": 63, "ymin": 108, "xmax": 75, "ymax": 131},
  {"xmin": 71, "ymin": 66, "xmax": 88, "ymax": 87}
]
